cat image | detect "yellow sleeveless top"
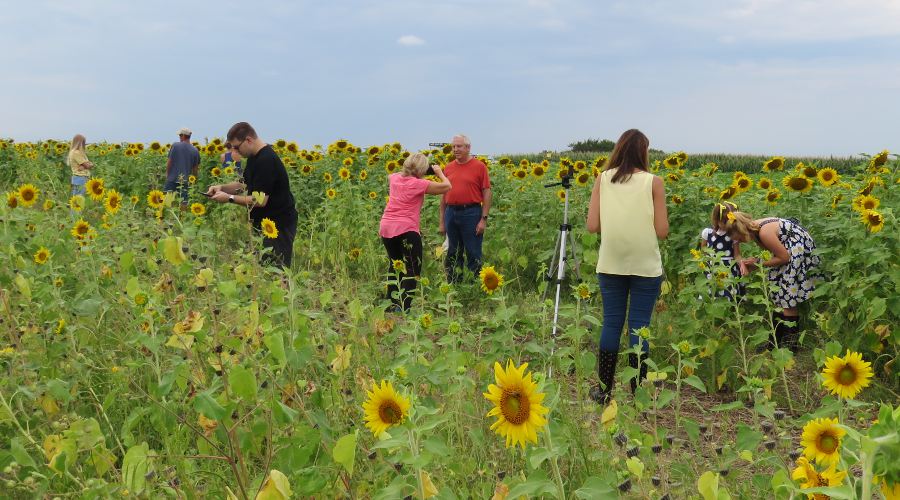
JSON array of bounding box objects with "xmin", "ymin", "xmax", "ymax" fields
[{"xmin": 595, "ymin": 168, "xmax": 662, "ymax": 277}]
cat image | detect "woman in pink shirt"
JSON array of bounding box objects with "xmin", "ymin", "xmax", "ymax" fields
[{"xmin": 380, "ymin": 153, "xmax": 452, "ymax": 312}]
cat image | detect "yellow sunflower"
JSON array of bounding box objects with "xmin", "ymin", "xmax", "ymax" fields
[
  {"xmin": 821, "ymin": 350, "xmax": 873, "ymax": 399},
  {"xmin": 483, "ymin": 360, "xmax": 549, "ymax": 449},
  {"xmin": 556, "ymin": 189, "xmax": 566, "ymax": 202},
  {"xmin": 575, "ymin": 172, "xmax": 591, "ymax": 186},
  {"xmin": 392, "ymin": 259, "xmax": 406, "ymax": 274},
  {"xmin": 734, "ymin": 176, "xmax": 752, "ymax": 193},
  {"xmin": 719, "ymin": 186, "xmax": 737, "ymax": 200},
  {"xmin": 765, "ymin": 189, "xmax": 782, "ymax": 205},
  {"xmin": 326, "ymin": 188, "xmax": 337, "ymax": 200},
  {"xmin": 68, "ymin": 195, "xmax": 85, "ymax": 212},
  {"xmin": 190, "ymin": 203, "xmax": 206, "ymax": 216},
  {"xmin": 368, "ymin": 191, "xmax": 378, "ymax": 200},
  {"xmin": 17, "ymin": 184, "xmax": 39, "ymax": 207},
  {"xmin": 323, "ymin": 172, "xmax": 333, "ymax": 183},
  {"xmin": 860, "ymin": 209, "xmax": 885, "ymax": 233},
  {"xmin": 385, "ymin": 161, "xmax": 399, "ymax": 173},
  {"xmin": 5, "ymin": 192, "xmax": 18, "ymax": 208},
  {"xmin": 531, "ymin": 164, "xmax": 546, "ymax": 178},
  {"xmin": 800, "ymin": 417, "xmax": 845, "ymax": 465},
  {"xmin": 71, "ymin": 219, "xmax": 93, "ymax": 240},
  {"xmin": 783, "ymin": 175, "xmax": 813, "ymax": 193},
  {"xmin": 663, "ymin": 156, "xmax": 680, "ymax": 168},
  {"xmin": 342, "ymin": 157, "xmax": 353, "ymax": 167},
  {"xmin": 574, "ymin": 283, "xmax": 591, "ymax": 300},
  {"xmin": 853, "ymin": 194, "xmax": 880, "ymax": 212},
  {"xmin": 85, "ymin": 178, "xmax": 105, "ymax": 201},
  {"xmin": 763, "ymin": 156, "xmax": 785, "ymax": 171},
  {"xmin": 43, "ymin": 199, "xmax": 53, "ymax": 211},
  {"xmin": 479, "ymin": 266, "xmax": 504, "ymax": 295},
  {"xmin": 801, "ymin": 164, "xmax": 818, "ymax": 178},
  {"xmin": 260, "ymin": 218, "xmax": 278, "ymax": 239},
  {"xmin": 359, "ymin": 170, "xmax": 368, "ymax": 181},
  {"xmin": 33, "ymin": 247, "xmax": 50, "ymax": 265},
  {"xmin": 830, "ymin": 194, "xmax": 843, "ymax": 210},
  {"xmin": 792, "ymin": 456, "xmax": 847, "ymax": 499},
  {"xmin": 757, "ymin": 177, "xmax": 773, "ymax": 190},
  {"xmin": 513, "ymin": 169, "xmax": 527, "ymax": 180},
  {"xmin": 817, "ymin": 168, "xmax": 839, "ymax": 187},
  {"xmin": 870, "ymin": 149, "xmax": 889, "ymax": 168},
  {"xmin": 301, "ymin": 164, "xmax": 314, "ymax": 175},
  {"xmin": 104, "ymin": 189, "xmax": 122, "ymax": 214},
  {"xmin": 670, "ymin": 194, "xmax": 684, "ymax": 205},
  {"xmin": 338, "ymin": 167, "xmax": 351, "ymax": 181},
  {"xmin": 362, "ymin": 380, "xmax": 411, "ymax": 436},
  {"xmin": 211, "ymin": 167, "xmax": 222, "ymax": 177},
  {"xmin": 147, "ymin": 190, "xmax": 165, "ymax": 209}
]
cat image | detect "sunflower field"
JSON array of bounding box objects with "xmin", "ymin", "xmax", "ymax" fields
[{"xmin": 0, "ymin": 137, "xmax": 898, "ymax": 499}]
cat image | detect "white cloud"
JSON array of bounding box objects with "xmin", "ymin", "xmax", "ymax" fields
[{"xmin": 397, "ymin": 35, "xmax": 425, "ymax": 46}]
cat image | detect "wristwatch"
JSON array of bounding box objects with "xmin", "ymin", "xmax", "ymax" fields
[{"xmin": 228, "ymin": 195, "xmax": 235, "ymax": 203}]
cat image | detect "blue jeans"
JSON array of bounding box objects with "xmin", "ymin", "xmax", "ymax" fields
[
  {"xmin": 164, "ymin": 179, "xmax": 189, "ymax": 203},
  {"xmin": 71, "ymin": 175, "xmax": 87, "ymax": 196},
  {"xmin": 444, "ymin": 205, "xmax": 483, "ymax": 282},
  {"xmin": 597, "ymin": 273, "xmax": 663, "ymax": 353}
]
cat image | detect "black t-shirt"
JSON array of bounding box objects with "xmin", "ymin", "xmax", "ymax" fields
[{"xmin": 243, "ymin": 145, "xmax": 297, "ymax": 224}]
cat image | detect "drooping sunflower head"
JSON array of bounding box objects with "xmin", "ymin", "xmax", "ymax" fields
[
  {"xmin": 821, "ymin": 350, "xmax": 873, "ymax": 399},
  {"xmin": 86, "ymin": 178, "xmax": 105, "ymax": 200},
  {"xmin": 479, "ymin": 266, "xmax": 504, "ymax": 295},
  {"xmin": 763, "ymin": 156, "xmax": 785, "ymax": 171},
  {"xmin": 800, "ymin": 417, "xmax": 845, "ymax": 465},
  {"xmin": 33, "ymin": 247, "xmax": 50, "ymax": 265},
  {"xmin": 190, "ymin": 203, "xmax": 206, "ymax": 216},
  {"xmin": 783, "ymin": 175, "xmax": 813, "ymax": 193},
  {"xmin": 664, "ymin": 156, "xmax": 680, "ymax": 168},
  {"xmin": 362, "ymin": 380, "xmax": 411, "ymax": 436},
  {"xmin": 17, "ymin": 184, "xmax": 39, "ymax": 206},
  {"xmin": 719, "ymin": 185, "xmax": 737, "ymax": 200},
  {"xmin": 801, "ymin": 164, "xmax": 818, "ymax": 178},
  {"xmin": 817, "ymin": 168, "xmax": 839, "ymax": 186},
  {"xmin": 482, "ymin": 360, "xmax": 549, "ymax": 449},
  {"xmin": 147, "ymin": 190, "xmax": 165, "ymax": 209},
  {"xmin": 6, "ymin": 191, "xmax": 18, "ymax": 208},
  {"xmin": 860, "ymin": 209, "xmax": 885, "ymax": 233},
  {"xmin": 870, "ymin": 149, "xmax": 889, "ymax": 168},
  {"xmin": 260, "ymin": 218, "xmax": 278, "ymax": 239},
  {"xmin": 671, "ymin": 194, "xmax": 684, "ymax": 205}
]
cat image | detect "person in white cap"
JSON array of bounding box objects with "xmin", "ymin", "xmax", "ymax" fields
[{"xmin": 165, "ymin": 127, "xmax": 200, "ymax": 205}]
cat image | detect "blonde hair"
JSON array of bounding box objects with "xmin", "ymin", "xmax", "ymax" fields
[
  {"xmin": 402, "ymin": 152, "xmax": 428, "ymax": 177},
  {"xmin": 710, "ymin": 201, "xmax": 739, "ymax": 229},
  {"xmin": 70, "ymin": 134, "xmax": 86, "ymax": 152},
  {"xmin": 722, "ymin": 211, "xmax": 759, "ymax": 242}
]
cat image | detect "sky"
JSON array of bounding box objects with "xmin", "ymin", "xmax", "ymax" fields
[{"xmin": 2, "ymin": 0, "xmax": 899, "ymax": 156}]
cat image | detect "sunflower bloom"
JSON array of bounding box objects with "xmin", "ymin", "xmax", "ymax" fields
[
  {"xmin": 479, "ymin": 266, "xmax": 504, "ymax": 295},
  {"xmin": 792, "ymin": 456, "xmax": 847, "ymax": 499},
  {"xmin": 763, "ymin": 156, "xmax": 785, "ymax": 171},
  {"xmin": 852, "ymin": 194, "xmax": 880, "ymax": 212},
  {"xmin": 326, "ymin": 188, "xmax": 337, "ymax": 200},
  {"xmin": 104, "ymin": 189, "xmax": 123, "ymax": 214},
  {"xmin": 5, "ymin": 192, "xmax": 18, "ymax": 208},
  {"xmin": 483, "ymin": 360, "xmax": 549, "ymax": 449},
  {"xmin": 757, "ymin": 177, "xmax": 773, "ymax": 190},
  {"xmin": 861, "ymin": 209, "xmax": 885, "ymax": 233},
  {"xmin": 260, "ymin": 218, "xmax": 278, "ymax": 239},
  {"xmin": 34, "ymin": 247, "xmax": 51, "ymax": 264},
  {"xmin": 800, "ymin": 418, "xmax": 845, "ymax": 465},
  {"xmin": 817, "ymin": 168, "xmax": 839, "ymax": 187},
  {"xmin": 783, "ymin": 175, "xmax": 813, "ymax": 193},
  {"xmin": 84, "ymin": 178, "xmax": 105, "ymax": 200},
  {"xmin": 821, "ymin": 350, "xmax": 873, "ymax": 399},
  {"xmin": 362, "ymin": 380, "xmax": 411, "ymax": 436},
  {"xmin": 765, "ymin": 189, "xmax": 782, "ymax": 205},
  {"xmin": 338, "ymin": 167, "xmax": 351, "ymax": 180},
  {"xmin": 17, "ymin": 184, "xmax": 39, "ymax": 207},
  {"xmin": 190, "ymin": 203, "xmax": 206, "ymax": 216},
  {"xmin": 147, "ymin": 190, "xmax": 165, "ymax": 209},
  {"xmin": 71, "ymin": 219, "xmax": 94, "ymax": 240}
]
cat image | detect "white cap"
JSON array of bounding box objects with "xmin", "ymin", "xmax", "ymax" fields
[{"xmin": 177, "ymin": 127, "xmax": 192, "ymax": 136}]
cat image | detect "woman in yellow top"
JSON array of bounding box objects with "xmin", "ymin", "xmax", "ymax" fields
[
  {"xmin": 586, "ymin": 129, "xmax": 669, "ymax": 404},
  {"xmin": 67, "ymin": 134, "xmax": 93, "ymax": 195}
]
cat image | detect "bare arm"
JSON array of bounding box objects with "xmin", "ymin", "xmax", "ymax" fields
[
  {"xmin": 732, "ymin": 241, "xmax": 742, "ymax": 260},
  {"xmin": 757, "ymin": 225, "xmax": 790, "ymax": 267},
  {"xmin": 586, "ymin": 174, "xmax": 602, "ymax": 233},
  {"xmin": 166, "ymin": 158, "xmax": 172, "ymax": 177},
  {"xmin": 425, "ymin": 166, "xmax": 452, "ymax": 195},
  {"xmin": 651, "ymin": 176, "xmax": 669, "ymax": 239}
]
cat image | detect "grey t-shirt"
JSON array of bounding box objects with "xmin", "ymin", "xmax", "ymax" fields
[{"xmin": 167, "ymin": 142, "xmax": 200, "ymax": 183}]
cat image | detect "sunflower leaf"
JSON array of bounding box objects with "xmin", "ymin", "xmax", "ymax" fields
[
  {"xmin": 332, "ymin": 430, "xmax": 358, "ymax": 477},
  {"xmin": 574, "ymin": 476, "xmax": 617, "ymax": 499}
]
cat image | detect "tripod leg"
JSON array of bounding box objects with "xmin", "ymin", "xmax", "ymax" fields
[
  {"xmin": 566, "ymin": 230, "xmax": 581, "ymax": 281},
  {"xmin": 542, "ymin": 231, "xmax": 564, "ymax": 301}
]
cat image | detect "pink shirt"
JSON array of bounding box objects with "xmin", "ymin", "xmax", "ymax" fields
[{"xmin": 379, "ymin": 173, "xmax": 432, "ymax": 238}]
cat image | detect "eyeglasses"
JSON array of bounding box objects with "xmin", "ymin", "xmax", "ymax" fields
[{"xmin": 229, "ymin": 138, "xmax": 246, "ymax": 150}]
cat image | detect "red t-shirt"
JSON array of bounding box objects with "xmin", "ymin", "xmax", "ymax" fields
[
  {"xmin": 443, "ymin": 158, "xmax": 491, "ymax": 205},
  {"xmin": 379, "ymin": 173, "xmax": 432, "ymax": 238}
]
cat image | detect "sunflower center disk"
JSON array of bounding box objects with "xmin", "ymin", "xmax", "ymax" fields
[
  {"xmin": 818, "ymin": 435, "xmax": 838, "ymax": 453},
  {"xmin": 485, "ymin": 277, "xmax": 498, "ymax": 289},
  {"xmin": 379, "ymin": 401, "xmax": 402, "ymax": 424},
  {"xmin": 500, "ymin": 390, "xmax": 530, "ymax": 425},
  {"xmin": 838, "ymin": 366, "xmax": 857, "ymax": 385}
]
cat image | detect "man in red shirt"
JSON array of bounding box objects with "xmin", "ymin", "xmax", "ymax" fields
[{"xmin": 438, "ymin": 134, "xmax": 492, "ymax": 283}]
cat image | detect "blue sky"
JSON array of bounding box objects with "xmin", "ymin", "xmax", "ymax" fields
[{"xmin": 2, "ymin": 0, "xmax": 899, "ymax": 156}]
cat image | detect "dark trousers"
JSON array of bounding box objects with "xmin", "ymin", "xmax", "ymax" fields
[
  {"xmin": 597, "ymin": 273, "xmax": 663, "ymax": 353},
  {"xmin": 255, "ymin": 211, "xmax": 298, "ymax": 269},
  {"xmin": 443, "ymin": 205, "xmax": 483, "ymax": 283},
  {"xmin": 382, "ymin": 231, "xmax": 423, "ymax": 312}
]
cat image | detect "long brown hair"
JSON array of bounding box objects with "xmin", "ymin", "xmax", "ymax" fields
[{"xmin": 605, "ymin": 129, "xmax": 650, "ymax": 183}]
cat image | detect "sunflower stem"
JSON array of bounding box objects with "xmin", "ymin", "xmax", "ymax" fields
[{"xmin": 544, "ymin": 430, "xmax": 566, "ymax": 500}]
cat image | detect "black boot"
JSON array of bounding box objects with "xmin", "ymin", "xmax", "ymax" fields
[
  {"xmin": 590, "ymin": 350, "xmax": 618, "ymax": 404},
  {"xmin": 629, "ymin": 352, "xmax": 649, "ymax": 393}
]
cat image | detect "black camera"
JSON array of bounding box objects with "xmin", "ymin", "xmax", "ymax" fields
[{"xmin": 425, "ymin": 165, "xmax": 436, "ymax": 176}]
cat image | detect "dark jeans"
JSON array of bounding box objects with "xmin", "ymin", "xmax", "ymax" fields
[
  {"xmin": 255, "ymin": 211, "xmax": 298, "ymax": 269},
  {"xmin": 444, "ymin": 205, "xmax": 483, "ymax": 283},
  {"xmin": 598, "ymin": 273, "xmax": 663, "ymax": 353},
  {"xmin": 382, "ymin": 231, "xmax": 423, "ymax": 312},
  {"xmin": 163, "ymin": 179, "xmax": 189, "ymax": 203}
]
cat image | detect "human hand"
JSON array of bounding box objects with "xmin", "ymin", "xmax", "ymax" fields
[
  {"xmin": 431, "ymin": 165, "xmax": 443, "ymax": 177},
  {"xmin": 211, "ymin": 191, "xmax": 230, "ymax": 203},
  {"xmin": 475, "ymin": 218, "xmax": 486, "ymax": 236},
  {"xmin": 206, "ymin": 185, "xmax": 223, "ymax": 196}
]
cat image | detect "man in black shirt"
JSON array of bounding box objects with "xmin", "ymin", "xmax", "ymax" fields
[{"xmin": 207, "ymin": 122, "xmax": 298, "ymax": 268}]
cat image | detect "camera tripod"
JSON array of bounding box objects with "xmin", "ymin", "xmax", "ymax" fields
[{"xmin": 543, "ymin": 168, "xmax": 581, "ymax": 378}]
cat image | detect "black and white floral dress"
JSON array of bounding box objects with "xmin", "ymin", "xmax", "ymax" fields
[
  {"xmin": 758, "ymin": 218, "xmax": 820, "ymax": 308},
  {"xmin": 701, "ymin": 227, "xmax": 744, "ymax": 299}
]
